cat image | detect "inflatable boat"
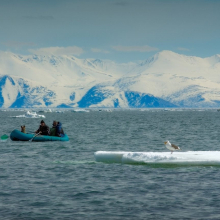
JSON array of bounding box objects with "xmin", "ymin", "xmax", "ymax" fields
[{"xmin": 10, "ymin": 129, "xmax": 69, "ymax": 142}]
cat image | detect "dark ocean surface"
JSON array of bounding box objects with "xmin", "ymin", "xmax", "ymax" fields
[{"xmin": 1, "ymin": 109, "xmax": 220, "ymax": 219}]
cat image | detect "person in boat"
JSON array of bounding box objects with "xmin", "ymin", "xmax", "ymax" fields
[
  {"xmin": 50, "ymin": 121, "xmax": 57, "ymax": 136},
  {"xmin": 56, "ymin": 121, "xmax": 65, "ymax": 137},
  {"xmin": 35, "ymin": 120, "xmax": 50, "ymax": 136}
]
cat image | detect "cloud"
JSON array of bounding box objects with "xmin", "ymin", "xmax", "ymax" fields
[
  {"xmin": 29, "ymin": 46, "xmax": 84, "ymax": 56},
  {"xmin": 91, "ymin": 48, "xmax": 110, "ymax": 54},
  {"xmin": 177, "ymin": 47, "xmax": 190, "ymax": 51},
  {"xmin": 112, "ymin": 45, "xmax": 158, "ymax": 52}
]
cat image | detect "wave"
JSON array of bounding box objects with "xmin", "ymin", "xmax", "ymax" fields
[{"xmin": 94, "ymin": 151, "xmax": 220, "ymax": 165}]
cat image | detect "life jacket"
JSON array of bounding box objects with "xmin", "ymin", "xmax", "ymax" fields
[{"xmin": 56, "ymin": 122, "xmax": 64, "ymax": 137}]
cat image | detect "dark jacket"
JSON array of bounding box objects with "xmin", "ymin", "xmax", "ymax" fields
[
  {"xmin": 56, "ymin": 122, "xmax": 64, "ymax": 137},
  {"xmin": 36, "ymin": 124, "xmax": 50, "ymax": 136}
]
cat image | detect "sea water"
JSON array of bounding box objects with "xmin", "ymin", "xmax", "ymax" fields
[{"xmin": 1, "ymin": 109, "xmax": 220, "ymax": 219}]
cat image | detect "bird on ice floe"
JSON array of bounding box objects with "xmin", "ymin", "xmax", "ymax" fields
[{"xmin": 164, "ymin": 140, "xmax": 180, "ymax": 154}]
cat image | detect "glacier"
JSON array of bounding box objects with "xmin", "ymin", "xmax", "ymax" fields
[{"xmin": 0, "ymin": 50, "xmax": 220, "ymax": 108}]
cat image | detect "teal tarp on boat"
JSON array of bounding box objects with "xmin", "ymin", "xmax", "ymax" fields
[{"xmin": 10, "ymin": 129, "xmax": 69, "ymax": 142}]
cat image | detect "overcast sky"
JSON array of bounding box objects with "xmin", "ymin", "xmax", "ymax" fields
[{"xmin": 0, "ymin": 0, "xmax": 220, "ymax": 62}]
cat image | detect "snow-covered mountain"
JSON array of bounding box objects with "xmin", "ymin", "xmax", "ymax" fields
[{"xmin": 0, "ymin": 50, "xmax": 220, "ymax": 108}]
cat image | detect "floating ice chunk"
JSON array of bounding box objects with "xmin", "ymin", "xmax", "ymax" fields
[
  {"xmin": 72, "ymin": 109, "xmax": 89, "ymax": 113},
  {"xmin": 94, "ymin": 151, "xmax": 220, "ymax": 165},
  {"xmin": 95, "ymin": 151, "xmax": 126, "ymax": 163},
  {"xmin": 55, "ymin": 110, "xmax": 64, "ymax": 113},
  {"xmin": 11, "ymin": 111, "xmax": 45, "ymax": 118},
  {"xmin": 38, "ymin": 109, "xmax": 52, "ymax": 113}
]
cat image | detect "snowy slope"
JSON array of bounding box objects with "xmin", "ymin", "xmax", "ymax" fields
[{"xmin": 0, "ymin": 50, "xmax": 220, "ymax": 108}]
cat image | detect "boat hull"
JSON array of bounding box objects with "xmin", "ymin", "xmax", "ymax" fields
[{"xmin": 10, "ymin": 129, "xmax": 69, "ymax": 142}]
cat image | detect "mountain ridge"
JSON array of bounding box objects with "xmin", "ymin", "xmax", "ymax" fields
[{"xmin": 0, "ymin": 50, "xmax": 220, "ymax": 108}]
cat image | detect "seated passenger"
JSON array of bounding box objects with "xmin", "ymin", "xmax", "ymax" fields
[
  {"xmin": 50, "ymin": 121, "xmax": 57, "ymax": 136},
  {"xmin": 56, "ymin": 121, "xmax": 65, "ymax": 137},
  {"xmin": 35, "ymin": 120, "xmax": 50, "ymax": 136}
]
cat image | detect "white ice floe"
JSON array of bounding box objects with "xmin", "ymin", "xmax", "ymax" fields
[
  {"xmin": 72, "ymin": 109, "xmax": 90, "ymax": 113},
  {"xmin": 94, "ymin": 151, "xmax": 220, "ymax": 165},
  {"xmin": 38, "ymin": 109, "xmax": 52, "ymax": 113},
  {"xmin": 12, "ymin": 111, "xmax": 45, "ymax": 118},
  {"xmin": 55, "ymin": 110, "xmax": 64, "ymax": 113}
]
